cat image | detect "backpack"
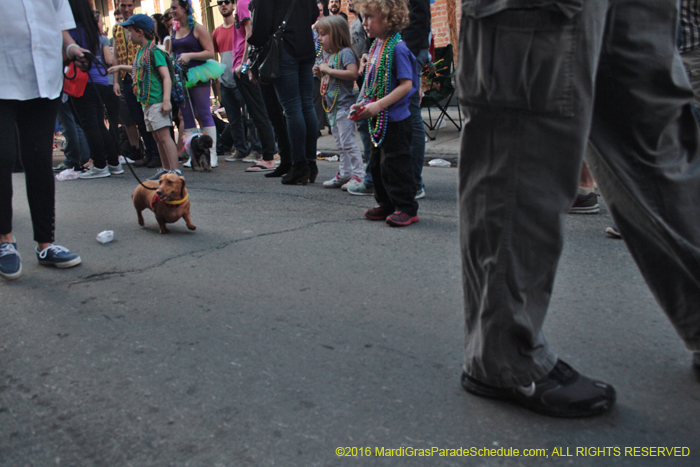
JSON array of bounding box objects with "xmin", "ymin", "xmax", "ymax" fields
[{"xmin": 149, "ymin": 47, "xmax": 186, "ymax": 106}]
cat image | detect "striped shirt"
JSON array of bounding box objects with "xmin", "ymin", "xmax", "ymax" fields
[{"xmin": 680, "ymin": 0, "xmax": 700, "ymax": 52}]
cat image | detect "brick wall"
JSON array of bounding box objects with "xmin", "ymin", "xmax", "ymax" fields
[
  {"xmin": 430, "ymin": 0, "xmax": 461, "ymax": 48},
  {"xmin": 345, "ymin": 0, "xmax": 460, "ymax": 50}
]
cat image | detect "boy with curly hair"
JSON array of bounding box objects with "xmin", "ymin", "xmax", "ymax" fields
[{"xmin": 351, "ymin": 0, "xmax": 419, "ymax": 227}]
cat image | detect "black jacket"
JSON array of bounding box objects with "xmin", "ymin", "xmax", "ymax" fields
[
  {"xmin": 402, "ymin": 0, "xmax": 431, "ymax": 56},
  {"xmin": 249, "ymin": 0, "xmax": 318, "ymax": 61}
]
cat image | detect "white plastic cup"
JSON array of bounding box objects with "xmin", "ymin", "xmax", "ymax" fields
[{"xmin": 96, "ymin": 230, "xmax": 114, "ymax": 244}]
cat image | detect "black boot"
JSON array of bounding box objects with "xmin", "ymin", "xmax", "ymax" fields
[
  {"xmin": 307, "ymin": 159, "xmax": 318, "ymax": 183},
  {"xmin": 265, "ymin": 163, "xmax": 291, "ymax": 178},
  {"xmin": 281, "ymin": 162, "xmax": 310, "ymax": 185}
]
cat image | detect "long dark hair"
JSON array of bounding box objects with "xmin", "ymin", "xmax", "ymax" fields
[
  {"xmin": 67, "ymin": 0, "xmax": 99, "ymax": 55},
  {"xmin": 153, "ymin": 13, "xmax": 170, "ymax": 44},
  {"xmin": 318, "ymin": 0, "xmax": 330, "ymax": 17}
]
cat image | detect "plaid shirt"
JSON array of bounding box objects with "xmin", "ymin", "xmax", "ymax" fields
[
  {"xmin": 680, "ymin": 0, "xmax": 700, "ymax": 52},
  {"xmin": 113, "ymin": 24, "xmax": 141, "ymax": 79}
]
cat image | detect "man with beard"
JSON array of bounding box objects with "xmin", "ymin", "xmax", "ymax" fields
[{"xmin": 328, "ymin": 0, "xmax": 347, "ymax": 19}]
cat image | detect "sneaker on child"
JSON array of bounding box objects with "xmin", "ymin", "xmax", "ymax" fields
[
  {"xmin": 364, "ymin": 206, "xmax": 393, "ymax": 221},
  {"xmin": 323, "ymin": 173, "xmax": 351, "ymax": 189},
  {"xmin": 348, "ymin": 182, "xmax": 374, "ymax": 196},
  {"xmin": 386, "ymin": 211, "xmax": 419, "ymax": 227},
  {"xmin": 341, "ymin": 176, "xmax": 362, "ymax": 191}
]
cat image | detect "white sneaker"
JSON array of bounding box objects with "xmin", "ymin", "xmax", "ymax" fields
[
  {"xmin": 183, "ymin": 158, "xmax": 192, "ymax": 168},
  {"xmin": 78, "ymin": 165, "xmax": 110, "ymax": 179},
  {"xmin": 323, "ymin": 173, "xmax": 351, "ymax": 188},
  {"xmin": 108, "ymin": 163, "xmax": 124, "ymax": 175},
  {"xmin": 415, "ymin": 187, "xmax": 426, "ymax": 200},
  {"xmin": 341, "ymin": 176, "xmax": 362, "ymax": 191}
]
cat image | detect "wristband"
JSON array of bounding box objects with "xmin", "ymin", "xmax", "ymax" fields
[{"xmin": 65, "ymin": 43, "xmax": 80, "ymax": 56}]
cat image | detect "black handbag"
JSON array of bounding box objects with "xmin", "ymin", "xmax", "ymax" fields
[{"xmin": 250, "ymin": 0, "xmax": 298, "ymax": 85}]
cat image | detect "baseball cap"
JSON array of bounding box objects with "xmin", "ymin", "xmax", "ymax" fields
[{"xmin": 119, "ymin": 13, "xmax": 155, "ymax": 31}]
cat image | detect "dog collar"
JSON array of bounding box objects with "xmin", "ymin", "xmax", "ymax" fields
[
  {"xmin": 151, "ymin": 193, "xmax": 188, "ymax": 209},
  {"xmin": 162, "ymin": 193, "xmax": 188, "ymax": 205}
]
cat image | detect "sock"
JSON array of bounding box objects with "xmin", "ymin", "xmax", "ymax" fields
[
  {"xmin": 203, "ymin": 126, "xmax": 218, "ymax": 167},
  {"xmin": 577, "ymin": 186, "xmax": 594, "ymax": 197}
]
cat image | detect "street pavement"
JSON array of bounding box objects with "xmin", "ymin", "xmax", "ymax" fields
[{"xmin": 1, "ymin": 117, "xmax": 699, "ymax": 466}]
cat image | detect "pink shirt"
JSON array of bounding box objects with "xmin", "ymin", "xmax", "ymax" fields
[{"xmin": 232, "ymin": 0, "xmax": 251, "ymax": 70}]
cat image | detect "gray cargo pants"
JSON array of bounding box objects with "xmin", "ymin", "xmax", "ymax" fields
[{"xmin": 457, "ymin": 0, "xmax": 700, "ymax": 388}]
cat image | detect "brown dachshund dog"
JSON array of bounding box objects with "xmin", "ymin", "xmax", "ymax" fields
[{"xmin": 132, "ymin": 173, "xmax": 196, "ymax": 234}]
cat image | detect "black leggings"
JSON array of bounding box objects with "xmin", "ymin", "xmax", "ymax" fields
[
  {"xmin": 0, "ymin": 98, "xmax": 61, "ymax": 243},
  {"xmin": 70, "ymin": 83, "xmax": 119, "ymax": 168}
]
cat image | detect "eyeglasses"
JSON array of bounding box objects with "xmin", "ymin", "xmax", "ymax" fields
[{"xmin": 217, "ymin": 0, "xmax": 231, "ymax": 5}]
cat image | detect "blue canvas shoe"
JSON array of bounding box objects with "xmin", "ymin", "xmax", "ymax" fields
[
  {"xmin": 36, "ymin": 244, "xmax": 81, "ymax": 269},
  {"xmin": 0, "ymin": 240, "xmax": 22, "ymax": 280}
]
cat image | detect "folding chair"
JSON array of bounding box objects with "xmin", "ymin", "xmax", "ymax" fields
[{"xmin": 421, "ymin": 44, "xmax": 462, "ymax": 140}]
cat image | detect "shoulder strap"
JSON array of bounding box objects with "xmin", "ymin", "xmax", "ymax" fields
[{"xmin": 279, "ymin": 0, "xmax": 300, "ymax": 32}]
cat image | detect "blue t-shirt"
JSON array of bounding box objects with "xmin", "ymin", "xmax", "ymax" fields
[
  {"xmin": 377, "ymin": 40, "xmax": 417, "ymax": 122},
  {"xmin": 69, "ymin": 26, "xmax": 109, "ymax": 86},
  {"xmin": 322, "ymin": 47, "xmax": 359, "ymax": 111}
]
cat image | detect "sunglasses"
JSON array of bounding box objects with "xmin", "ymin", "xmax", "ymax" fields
[{"xmin": 217, "ymin": 0, "xmax": 231, "ymax": 5}]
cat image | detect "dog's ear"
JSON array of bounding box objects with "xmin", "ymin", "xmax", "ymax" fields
[{"xmin": 179, "ymin": 176, "xmax": 186, "ymax": 198}]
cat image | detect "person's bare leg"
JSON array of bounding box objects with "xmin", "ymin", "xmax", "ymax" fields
[{"xmin": 579, "ymin": 161, "xmax": 595, "ymax": 191}]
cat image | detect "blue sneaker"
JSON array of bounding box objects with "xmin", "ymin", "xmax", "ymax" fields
[
  {"xmin": 0, "ymin": 241, "xmax": 22, "ymax": 280},
  {"xmin": 36, "ymin": 244, "xmax": 81, "ymax": 269}
]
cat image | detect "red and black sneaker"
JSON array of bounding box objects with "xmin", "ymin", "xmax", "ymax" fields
[
  {"xmin": 386, "ymin": 211, "xmax": 419, "ymax": 227},
  {"xmin": 364, "ymin": 206, "xmax": 393, "ymax": 221}
]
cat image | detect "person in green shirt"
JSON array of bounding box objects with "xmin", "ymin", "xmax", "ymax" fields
[{"xmin": 109, "ymin": 14, "xmax": 180, "ymax": 180}]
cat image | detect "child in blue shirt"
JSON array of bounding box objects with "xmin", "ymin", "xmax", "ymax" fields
[{"xmin": 351, "ymin": 0, "xmax": 419, "ymax": 227}]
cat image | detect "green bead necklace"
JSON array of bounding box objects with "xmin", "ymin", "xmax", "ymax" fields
[
  {"xmin": 133, "ymin": 41, "xmax": 156, "ymax": 105},
  {"xmin": 361, "ymin": 32, "xmax": 401, "ymax": 147},
  {"xmin": 320, "ymin": 52, "xmax": 341, "ymax": 127}
]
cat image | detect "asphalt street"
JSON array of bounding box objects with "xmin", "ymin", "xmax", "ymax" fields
[{"xmin": 1, "ymin": 126, "xmax": 699, "ymax": 466}]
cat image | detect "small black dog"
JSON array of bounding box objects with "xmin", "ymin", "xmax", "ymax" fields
[{"xmin": 187, "ymin": 134, "xmax": 214, "ymax": 172}]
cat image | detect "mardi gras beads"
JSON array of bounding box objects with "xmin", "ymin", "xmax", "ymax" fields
[
  {"xmin": 134, "ymin": 41, "xmax": 156, "ymax": 105},
  {"xmin": 320, "ymin": 52, "xmax": 341, "ymax": 127},
  {"xmin": 361, "ymin": 32, "xmax": 402, "ymax": 147}
]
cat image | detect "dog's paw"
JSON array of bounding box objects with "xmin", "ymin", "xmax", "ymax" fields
[
  {"xmin": 187, "ymin": 224, "xmax": 197, "ymax": 231},
  {"xmin": 159, "ymin": 227, "xmax": 170, "ymax": 234}
]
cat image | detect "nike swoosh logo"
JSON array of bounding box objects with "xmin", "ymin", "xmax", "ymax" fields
[{"xmin": 516, "ymin": 382, "xmax": 536, "ymax": 397}]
